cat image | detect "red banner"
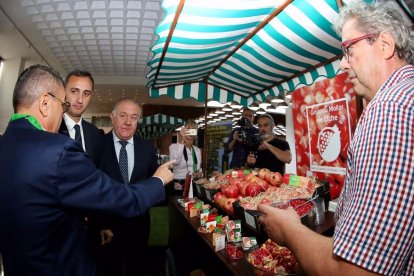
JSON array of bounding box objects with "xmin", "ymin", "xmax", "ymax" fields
[{"xmin": 291, "ymin": 72, "xmax": 357, "ymax": 197}]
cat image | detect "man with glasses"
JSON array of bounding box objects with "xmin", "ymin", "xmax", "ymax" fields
[
  {"xmin": 246, "ymin": 114, "xmax": 291, "ymax": 174},
  {"xmin": 258, "ymin": 2, "xmax": 414, "ymax": 275},
  {"xmin": 0, "ymin": 65, "xmax": 174, "ymax": 276},
  {"xmin": 98, "ymin": 99, "xmax": 159, "ymax": 276}
]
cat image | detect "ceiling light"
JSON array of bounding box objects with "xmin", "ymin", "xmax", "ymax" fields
[
  {"xmin": 229, "ymin": 101, "xmax": 242, "ymax": 109},
  {"xmin": 232, "ymin": 110, "xmax": 242, "ymax": 115},
  {"xmin": 285, "ymin": 91, "xmax": 292, "ymax": 100},
  {"xmin": 256, "ymin": 108, "xmax": 266, "ymax": 115},
  {"xmin": 270, "ymin": 94, "xmax": 284, "ymax": 104},
  {"xmin": 277, "ymin": 102, "xmax": 289, "ymax": 109},
  {"xmin": 222, "ymin": 104, "xmax": 233, "ymax": 112},
  {"xmin": 259, "ymin": 99, "xmax": 272, "ymax": 109},
  {"xmin": 266, "ymin": 105, "xmax": 277, "ymax": 113},
  {"xmin": 215, "ymin": 109, "xmax": 225, "ymax": 114},
  {"xmin": 207, "ymin": 100, "xmax": 224, "ymax": 108},
  {"xmin": 249, "ymin": 102, "xmax": 259, "ymax": 111}
]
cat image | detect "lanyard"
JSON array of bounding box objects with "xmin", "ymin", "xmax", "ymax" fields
[
  {"xmin": 10, "ymin": 113, "xmax": 44, "ymax": 130},
  {"xmin": 183, "ymin": 145, "xmax": 197, "ymax": 173}
]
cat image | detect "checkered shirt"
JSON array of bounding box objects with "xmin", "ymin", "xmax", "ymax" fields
[{"xmin": 333, "ymin": 65, "xmax": 414, "ymax": 275}]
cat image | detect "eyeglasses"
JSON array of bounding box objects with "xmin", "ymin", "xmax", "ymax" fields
[
  {"xmin": 48, "ymin": 92, "xmax": 70, "ymax": 113},
  {"xmin": 341, "ymin": 33, "xmax": 378, "ymax": 62}
]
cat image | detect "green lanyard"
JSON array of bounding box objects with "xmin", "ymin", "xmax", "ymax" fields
[
  {"xmin": 183, "ymin": 145, "xmax": 198, "ymax": 173},
  {"xmin": 10, "ymin": 113, "xmax": 44, "ymax": 130},
  {"xmin": 191, "ymin": 147, "xmax": 197, "ymax": 172}
]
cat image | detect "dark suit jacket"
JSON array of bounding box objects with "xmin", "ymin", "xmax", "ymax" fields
[
  {"xmin": 98, "ymin": 132, "xmax": 159, "ymax": 231},
  {"xmin": 59, "ymin": 119, "xmax": 103, "ymax": 165},
  {"xmin": 0, "ymin": 119, "xmax": 165, "ymax": 276}
]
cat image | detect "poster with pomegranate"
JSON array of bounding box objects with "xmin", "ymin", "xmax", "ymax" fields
[{"xmin": 291, "ymin": 72, "xmax": 358, "ymax": 198}]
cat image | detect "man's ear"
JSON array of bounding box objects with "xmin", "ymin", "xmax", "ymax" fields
[
  {"xmin": 39, "ymin": 93, "xmax": 50, "ymax": 117},
  {"xmin": 379, "ymin": 32, "xmax": 396, "ymax": 60}
]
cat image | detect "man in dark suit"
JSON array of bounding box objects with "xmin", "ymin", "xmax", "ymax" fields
[
  {"xmin": 0, "ymin": 64, "xmax": 174, "ymax": 276},
  {"xmin": 58, "ymin": 70, "xmax": 102, "ymax": 165},
  {"xmin": 98, "ymin": 98, "xmax": 158, "ymax": 276}
]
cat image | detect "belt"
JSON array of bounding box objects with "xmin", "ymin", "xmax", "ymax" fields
[{"xmin": 173, "ymin": 179, "xmax": 185, "ymax": 184}]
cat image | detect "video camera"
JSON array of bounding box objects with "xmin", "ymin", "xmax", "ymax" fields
[{"xmin": 236, "ymin": 118, "xmax": 263, "ymax": 149}]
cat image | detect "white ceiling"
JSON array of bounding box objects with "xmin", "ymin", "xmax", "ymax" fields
[{"xmin": 0, "ymin": 0, "xmax": 204, "ymax": 115}]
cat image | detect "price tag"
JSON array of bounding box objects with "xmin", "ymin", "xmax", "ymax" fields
[
  {"xmin": 289, "ymin": 175, "xmax": 300, "ymax": 187},
  {"xmin": 214, "ymin": 234, "xmax": 226, "ymax": 252},
  {"xmin": 245, "ymin": 212, "xmax": 256, "ymax": 229}
]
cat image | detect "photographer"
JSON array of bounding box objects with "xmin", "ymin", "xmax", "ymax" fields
[
  {"xmin": 246, "ymin": 114, "xmax": 291, "ymax": 174},
  {"xmin": 226, "ymin": 108, "xmax": 259, "ymax": 169}
]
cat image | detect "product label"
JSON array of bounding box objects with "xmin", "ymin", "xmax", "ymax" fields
[{"xmin": 245, "ymin": 212, "xmax": 256, "ymax": 229}]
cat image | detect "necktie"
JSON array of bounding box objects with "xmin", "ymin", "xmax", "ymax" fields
[
  {"xmin": 119, "ymin": 140, "xmax": 129, "ymax": 185},
  {"xmin": 74, "ymin": 124, "xmax": 82, "ymax": 146}
]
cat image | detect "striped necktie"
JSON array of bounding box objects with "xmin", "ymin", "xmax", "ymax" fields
[{"xmin": 119, "ymin": 140, "xmax": 129, "ymax": 185}]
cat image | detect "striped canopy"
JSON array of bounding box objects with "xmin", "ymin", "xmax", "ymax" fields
[
  {"xmin": 147, "ymin": 0, "xmax": 352, "ymax": 105},
  {"xmin": 137, "ymin": 113, "xmax": 184, "ymax": 138},
  {"xmin": 139, "ymin": 113, "xmax": 184, "ymax": 127}
]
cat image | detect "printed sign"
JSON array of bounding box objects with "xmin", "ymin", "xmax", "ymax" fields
[{"xmin": 306, "ymin": 98, "xmax": 352, "ymax": 175}]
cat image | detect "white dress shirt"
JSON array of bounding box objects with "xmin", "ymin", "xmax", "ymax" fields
[
  {"xmin": 113, "ymin": 132, "xmax": 134, "ymax": 181},
  {"xmin": 63, "ymin": 113, "xmax": 85, "ymax": 151},
  {"xmin": 169, "ymin": 143, "xmax": 202, "ymax": 180}
]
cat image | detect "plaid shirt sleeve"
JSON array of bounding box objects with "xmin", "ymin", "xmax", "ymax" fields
[{"xmin": 333, "ymin": 66, "xmax": 414, "ymax": 275}]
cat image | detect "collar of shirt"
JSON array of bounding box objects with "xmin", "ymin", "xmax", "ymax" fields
[
  {"xmin": 10, "ymin": 113, "xmax": 44, "ymax": 130},
  {"xmin": 63, "ymin": 113, "xmax": 83, "ymax": 138}
]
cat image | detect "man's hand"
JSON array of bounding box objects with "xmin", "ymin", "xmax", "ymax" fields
[
  {"xmin": 154, "ymin": 160, "xmax": 175, "ymax": 185},
  {"xmin": 100, "ymin": 229, "xmax": 113, "ymax": 245},
  {"xmin": 258, "ymin": 140, "xmax": 270, "ymax": 151},
  {"xmin": 257, "ymin": 204, "xmax": 300, "ymax": 246}
]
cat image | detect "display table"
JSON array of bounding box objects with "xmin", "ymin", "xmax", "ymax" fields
[{"xmin": 168, "ymin": 196, "xmax": 335, "ymax": 276}]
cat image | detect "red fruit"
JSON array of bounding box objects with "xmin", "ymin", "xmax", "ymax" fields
[
  {"xmin": 240, "ymin": 182, "xmax": 249, "ymax": 197},
  {"xmin": 258, "ymin": 168, "xmax": 270, "ymax": 180},
  {"xmin": 268, "ymin": 172, "xmax": 282, "ymax": 186},
  {"xmin": 245, "ymin": 183, "xmax": 265, "ymax": 197},
  {"xmin": 255, "ymin": 178, "xmax": 269, "ymax": 191},
  {"xmin": 224, "ymin": 184, "xmax": 240, "ymax": 199},
  {"xmin": 213, "ymin": 192, "xmax": 224, "ymax": 205},
  {"xmin": 224, "ymin": 198, "xmax": 236, "ymax": 214}
]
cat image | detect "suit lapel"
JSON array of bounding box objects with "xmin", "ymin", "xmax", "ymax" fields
[
  {"xmin": 59, "ymin": 121, "xmax": 69, "ymax": 137},
  {"xmin": 82, "ymin": 121, "xmax": 92, "ymax": 154},
  {"xmin": 130, "ymin": 136, "xmax": 139, "ymax": 183}
]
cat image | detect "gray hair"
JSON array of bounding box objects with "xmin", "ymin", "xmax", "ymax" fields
[
  {"xmin": 112, "ymin": 98, "xmax": 141, "ymax": 114},
  {"xmin": 333, "ymin": 1, "xmax": 414, "ymax": 64},
  {"xmin": 13, "ymin": 64, "xmax": 64, "ymax": 112},
  {"xmin": 257, "ymin": 113, "xmax": 275, "ymax": 127}
]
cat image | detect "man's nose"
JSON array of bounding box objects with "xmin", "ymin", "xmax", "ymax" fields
[{"xmin": 339, "ymin": 56, "xmax": 350, "ymax": 71}]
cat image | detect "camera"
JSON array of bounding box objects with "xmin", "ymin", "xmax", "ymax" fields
[{"xmin": 236, "ymin": 118, "xmax": 263, "ymax": 149}]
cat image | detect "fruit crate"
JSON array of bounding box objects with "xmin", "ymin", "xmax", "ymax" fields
[{"xmin": 203, "ymin": 187, "xmax": 220, "ymax": 203}]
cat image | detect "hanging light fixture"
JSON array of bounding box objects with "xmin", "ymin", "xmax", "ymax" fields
[
  {"xmin": 249, "ymin": 102, "xmax": 259, "ymax": 111},
  {"xmin": 270, "ymin": 94, "xmax": 284, "ymax": 104},
  {"xmin": 256, "ymin": 108, "xmax": 266, "ymax": 115},
  {"xmin": 259, "ymin": 99, "xmax": 272, "ymax": 109},
  {"xmin": 266, "ymin": 105, "xmax": 278, "ymax": 113},
  {"xmin": 222, "ymin": 104, "xmax": 233, "ymax": 112},
  {"xmin": 285, "ymin": 91, "xmax": 292, "ymax": 100},
  {"xmin": 229, "ymin": 101, "xmax": 242, "ymax": 109},
  {"xmin": 277, "ymin": 102, "xmax": 289, "ymax": 109}
]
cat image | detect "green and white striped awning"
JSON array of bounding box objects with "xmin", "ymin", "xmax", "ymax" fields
[
  {"xmin": 139, "ymin": 113, "xmax": 184, "ymax": 127},
  {"xmin": 137, "ymin": 113, "xmax": 184, "ymax": 138},
  {"xmin": 147, "ymin": 0, "xmax": 352, "ymax": 105}
]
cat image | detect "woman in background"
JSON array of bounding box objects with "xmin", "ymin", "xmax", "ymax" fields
[{"xmin": 168, "ymin": 120, "xmax": 202, "ymax": 196}]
